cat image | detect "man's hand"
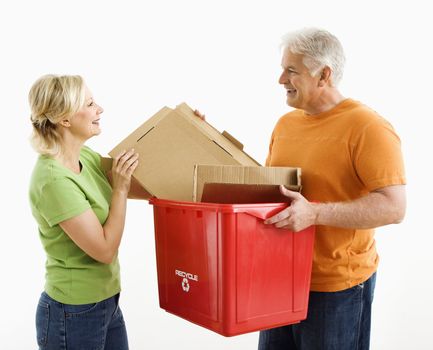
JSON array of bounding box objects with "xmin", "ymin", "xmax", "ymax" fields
[
  {"xmin": 265, "ymin": 185, "xmax": 317, "ymax": 232},
  {"xmin": 266, "ymin": 184, "xmax": 406, "ymax": 232},
  {"xmin": 194, "ymin": 109, "xmax": 205, "ymax": 120}
]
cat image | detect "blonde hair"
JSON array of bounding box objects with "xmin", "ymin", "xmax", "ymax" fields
[{"xmin": 28, "ymin": 74, "xmax": 86, "ymax": 156}]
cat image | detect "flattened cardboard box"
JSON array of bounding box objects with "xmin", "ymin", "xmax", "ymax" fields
[
  {"xmin": 108, "ymin": 103, "xmax": 260, "ymax": 201},
  {"xmin": 194, "ymin": 164, "xmax": 302, "ymax": 203}
]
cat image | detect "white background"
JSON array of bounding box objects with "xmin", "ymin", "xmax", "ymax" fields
[{"xmin": 1, "ymin": 0, "xmax": 432, "ymax": 349}]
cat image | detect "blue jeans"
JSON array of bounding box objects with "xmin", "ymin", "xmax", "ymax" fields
[
  {"xmin": 36, "ymin": 292, "xmax": 129, "ymax": 350},
  {"xmin": 258, "ymin": 273, "xmax": 376, "ymax": 350}
]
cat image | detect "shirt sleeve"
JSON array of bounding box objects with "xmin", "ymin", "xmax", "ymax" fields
[
  {"xmin": 265, "ymin": 130, "xmax": 275, "ymax": 167},
  {"xmin": 37, "ymin": 179, "xmax": 91, "ymax": 227},
  {"xmin": 353, "ymin": 118, "xmax": 406, "ymax": 191}
]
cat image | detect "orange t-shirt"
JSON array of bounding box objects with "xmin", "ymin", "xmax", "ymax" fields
[{"xmin": 266, "ymin": 98, "xmax": 406, "ymax": 292}]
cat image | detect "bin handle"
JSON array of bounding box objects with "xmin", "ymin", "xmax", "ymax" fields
[{"xmin": 243, "ymin": 204, "xmax": 289, "ymax": 220}]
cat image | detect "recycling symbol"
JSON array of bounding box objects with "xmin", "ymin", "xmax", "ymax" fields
[{"xmin": 182, "ymin": 278, "xmax": 190, "ymax": 292}]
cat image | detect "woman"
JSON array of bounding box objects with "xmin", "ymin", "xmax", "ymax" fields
[{"xmin": 28, "ymin": 74, "xmax": 142, "ymax": 349}]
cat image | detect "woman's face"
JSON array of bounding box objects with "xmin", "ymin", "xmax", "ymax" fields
[{"xmin": 68, "ymin": 85, "xmax": 104, "ymax": 141}]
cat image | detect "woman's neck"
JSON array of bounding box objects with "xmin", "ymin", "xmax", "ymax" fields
[{"xmin": 55, "ymin": 137, "xmax": 84, "ymax": 174}]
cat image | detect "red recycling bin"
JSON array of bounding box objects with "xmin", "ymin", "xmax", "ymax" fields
[{"xmin": 149, "ymin": 198, "xmax": 315, "ymax": 336}]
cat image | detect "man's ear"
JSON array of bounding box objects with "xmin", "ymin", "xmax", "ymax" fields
[{"xmin": 318, "ymin": 66, "xmax": 332, "ymax": 87}]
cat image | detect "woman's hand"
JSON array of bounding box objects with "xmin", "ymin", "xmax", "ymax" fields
[{"xmin": 111, "ymin": 149, "xmax": 139, "ymax": 195}]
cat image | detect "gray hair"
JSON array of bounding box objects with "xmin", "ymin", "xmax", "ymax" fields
[{"xmin": 281, "ymin": 28, "xmax": 345, "ymax": 87}]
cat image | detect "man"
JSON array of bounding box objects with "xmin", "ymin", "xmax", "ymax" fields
[{"xmin": 258, "ymin": 28, "xmax": 406, "ymax": 350}]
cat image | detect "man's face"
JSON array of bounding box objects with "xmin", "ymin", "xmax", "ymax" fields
[{"xmin": 279, "ymin": 49, "xmax": 322, "ymax": 113}]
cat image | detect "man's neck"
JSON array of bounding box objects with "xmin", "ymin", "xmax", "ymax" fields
[{"xmin": 304, "ymin": 89, "xmax": 346, "ymax": 116}]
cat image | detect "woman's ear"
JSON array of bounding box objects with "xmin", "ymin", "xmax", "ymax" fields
[
  {"xmin": 318, "ymin": 66, "xmax": 332, "ymax": 87},
  {"xmin": 59, "ymin": 119, "xmax": 71, "ymax": 127}
]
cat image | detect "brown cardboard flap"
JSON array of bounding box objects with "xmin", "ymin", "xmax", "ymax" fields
[
  {"xmin": 174, "ymin": 103, "xmax": 261, "ymax": 166},
  {"xmin": 193, "ymin": 164, "xmax": 301, "ymax": 202},
  {"xmin": 201, "ymin": 183, "xmax": 292, "ymax": 204},
  {"xmin": 100, "ymin": 157, "xmax": 152, "ymax": 199},
  {"xmin": 109, "ymin": 106, "xmax": 172, "ymax": 158},
  {"xmin": 100, "ymin": 157, "xmax": 113, "ymax": 173},
  {"xmin": 222, "ymin": 131, "xmax": 243, "ymax": 150},
  {"xmin": 129, "ymin": 177, "xmax": 153, "ymax": 200}
]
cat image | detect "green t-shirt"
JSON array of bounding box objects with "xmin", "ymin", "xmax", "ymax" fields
[{"xmin": 29, "ymin": 146, "xmax": 120, "ymax": 304}]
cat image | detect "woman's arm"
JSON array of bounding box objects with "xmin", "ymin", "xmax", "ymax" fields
[{"xmin": 59, "ymin": 149, "xmax": 139, "ymax": 264}]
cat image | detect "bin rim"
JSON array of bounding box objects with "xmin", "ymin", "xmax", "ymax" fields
[{"xmin": 149, "ymin": 197, "xmax": 289, "ymax": 214}]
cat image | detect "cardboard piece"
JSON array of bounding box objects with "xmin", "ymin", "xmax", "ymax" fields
[
  {"xmin": 200, "ymin": 184, "xmax": 289, "ymax": 204},
  {"xmin": 194, "ymin": 165, "xmax": 302, "ymax": 203},
  {"xmin": 109, "ymin": 103, "xmax": 260, "ymax": 201},
  {"xmin": 100, "ymin": 157, "xmax": 153, "ymax": 199},
  {"xmin": 100, "ymin": 157, "xmax": 113, "ymax": 174}
]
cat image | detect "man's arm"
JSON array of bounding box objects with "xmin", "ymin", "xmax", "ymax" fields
[{"xmin": 265, "ymin": 184, "xmax": 406, "ymax": 232}]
